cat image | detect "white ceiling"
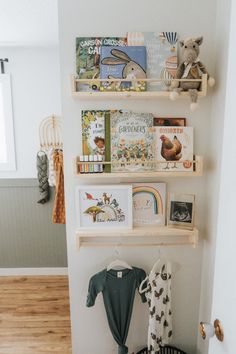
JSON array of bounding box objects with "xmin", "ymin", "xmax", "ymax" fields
[{"xmin": 0, "ymin": 0, "xmax": 59, "ymax": 46}]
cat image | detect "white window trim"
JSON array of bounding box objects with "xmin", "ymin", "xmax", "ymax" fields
[{"xmin": 0, "ymin": 74, "xmax": 16, "ymax": 171}]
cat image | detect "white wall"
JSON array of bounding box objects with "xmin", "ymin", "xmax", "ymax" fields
[
  {"xmin": 0, "ymin": 46, "xmax": 61, "ymax": 178},
  {"xmin": 197, "ymin": 0, "xmax": 232, "ymax": 353},
  {"xmin": 58, "ymin": 1, "xmax": 217, "ymax": 353},
  {"xmin": 208, "ymin": 2, "xmax": 236, "ymax": 352}
]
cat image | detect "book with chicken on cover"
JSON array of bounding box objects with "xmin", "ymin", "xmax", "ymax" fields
[
  {"xmin": 155, "ymin": 126, "xmax": 193, "ymax": 172},
  {"xmin": 110, "ymin": 111, "xmax": 155, "ymax": 172}
]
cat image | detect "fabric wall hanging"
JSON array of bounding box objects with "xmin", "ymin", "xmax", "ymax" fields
[
  {"xmin": 37, "ymin": 151, "xmax": 50, "ymax": 204},
  {"xmin": 39, "ymin": 115, "xmax": 63, "ymax": 188},
  {"xmin": 37, "ymin": 115, "xmax": 65, "ymax": 224}
]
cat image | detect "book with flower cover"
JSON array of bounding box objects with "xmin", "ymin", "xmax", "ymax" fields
[
  {"xmin": 76, "ymin": 37, "xmax": 127, "ymax": 91},
  {"xmin": 100, "ymin": 46, "xmax": 147, "ymax": 91},
  {"xmin": 127, "ymin": 32, "xmax": 178, "ymax": 91},
  {"xmin": 155, "ymin": 126, "xmax": 193, "ymax": 172},
  {"xmin": 110, "ymin": 111, "xmax": 155, "ymax": 172}
]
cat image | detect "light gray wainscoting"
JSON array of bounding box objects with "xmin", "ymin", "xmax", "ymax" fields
[{"xmin": 0, "ymin": 179, "xmax": 67, "ymax": 267}]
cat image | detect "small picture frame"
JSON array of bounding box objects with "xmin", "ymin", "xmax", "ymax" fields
[
  {"xmin": 75, "ymin": 185, "xmax": 133, "ymax": 230},
  {"xmin": 167, "ymin": 193, "xmax": 195, "ymax": 230}
]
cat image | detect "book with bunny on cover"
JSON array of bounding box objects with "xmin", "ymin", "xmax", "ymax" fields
[
  {"xmin": 110, "ymin": 111, "xmax": 155, "ymax": 172},
  {"xmin": 127, "ymin": 32, "xmax": 178, "ymax": 91},
  {"xmin": 155, "ymin": 126, "xmax": 193, "ymax": 172},
  {"xmin": 100, "ymin": 46, "xmax": 147, "ymax": 91}
]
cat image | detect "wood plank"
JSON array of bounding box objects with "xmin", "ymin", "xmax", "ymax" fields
[
  {"xmin": 0, "ymin": 275, "xmax": 69, "ymax": 283},
  {"xmin": 0, "ymin": 320, "xmax": 71, "ymax": 328},
  {"xmin": 0, "ymin": 276, "xmax": 71, "ymax": 354}
]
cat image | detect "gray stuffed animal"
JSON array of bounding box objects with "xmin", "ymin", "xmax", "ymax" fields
[{"xmin": 170, "ymin": 37, "xmax": 215, "ymax": 111}]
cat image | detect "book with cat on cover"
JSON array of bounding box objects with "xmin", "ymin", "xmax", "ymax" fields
[
  {"xmin": 127, "ymin": 32, "xmax": 178, "ymax": 91},
  {"xmin": 100, "ymin": 46, "xmax": 147, "ymax": 91},
  {"xmin": 110, "ymin": 111, "xmax": 155, "ymax": 172},
  {"xmin": 81, "ymin": 110, "xmax": 111, "ymax": 172},
  {"xmin": 155, "ymin": 126, "xmax": 193, "ymax": 172},
  {"xmin": 76, "ymin": 37, "xmax": 126, "ymax": 91}
]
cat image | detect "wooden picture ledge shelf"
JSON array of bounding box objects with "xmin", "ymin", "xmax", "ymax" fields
[
  {"xmin": 71, "ymin": 74, "xmax": 208, "ymax": 100},
  {"xmin": 76, "ymin": 226, "xmax": 199, "ymax": 249},
  {"xmin": 74, "ymin": 155, "xmax": 203, "ymax": 180}
]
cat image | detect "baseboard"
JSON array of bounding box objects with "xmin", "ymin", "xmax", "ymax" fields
[{"xmin": 0, "ymin": 267, "xmax": 68, "ymax": 276}]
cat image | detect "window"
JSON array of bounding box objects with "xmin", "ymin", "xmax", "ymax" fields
[{"xmin": 0, "ymin": 74, "xmax": 16, "ymax": 171}]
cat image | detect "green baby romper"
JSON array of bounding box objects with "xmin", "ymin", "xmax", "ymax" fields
[{"xmin": 87, "ymin": 267, "xmax": 147, "ymax": 354}]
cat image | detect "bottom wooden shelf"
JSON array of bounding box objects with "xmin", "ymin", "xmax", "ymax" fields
[{"xmin": 76, "ymin": 226, "xmax": 198, "ymax": 249}]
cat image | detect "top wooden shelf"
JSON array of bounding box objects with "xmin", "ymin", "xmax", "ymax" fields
[{"xmin": 71, "ymin": 74, "xmax": 208, "ymax": 100}]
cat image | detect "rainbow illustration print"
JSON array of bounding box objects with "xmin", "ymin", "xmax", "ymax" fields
[{"xmin": 133, "ymin": 183, "xmax": 166, "ymax": 226}]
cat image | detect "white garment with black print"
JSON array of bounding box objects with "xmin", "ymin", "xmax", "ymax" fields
[{"xmin": 140, "ymin": 261, "xmax": 172, "ymax": 354}]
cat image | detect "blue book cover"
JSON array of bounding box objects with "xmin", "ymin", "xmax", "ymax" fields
[
  {"xmin": 127, "ymin": 32, "xmax": 178, "ymax": 91},
  {"xmin": 100, "ymin": 46, "xmax": 147, "ymax": 91}
]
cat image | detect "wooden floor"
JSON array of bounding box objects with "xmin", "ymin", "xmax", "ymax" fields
[{"xmin": 0, "ymin": 276, "xmax": 72, "ymax": 354}]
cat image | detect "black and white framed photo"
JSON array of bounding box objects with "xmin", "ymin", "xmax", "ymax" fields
[{"xmin": 167, "ymin": 193, "xmax": 195, "ymax": 230}]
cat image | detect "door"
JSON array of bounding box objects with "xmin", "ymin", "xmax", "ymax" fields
[{"xmin": 207, "ymin": 1, "xmax": 236, "ymax": 353}]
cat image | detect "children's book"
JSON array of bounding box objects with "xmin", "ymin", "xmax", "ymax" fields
[
  {"xmin": 100, "ymin": 46, "xmax": 147, "ymax": 91},
  {"xmin": 127, "ymin": 32, "xmax": 178, "ymax": 91},
  {"xmin": 133, "ymin": 183, "xmax": 166, "ymax": 227},
  {"xmin": 81, "ymin": 110, "xmax": 111, "ymax": 171},
  {"xmin": 110, "ymin": 111, "xmax": 155, "ymax": 172},
  {"xmin": 155, "ymin": 126, "xmax": 193, "ymax": 172},
  {"xmin": 154, "ymin": 117, "xmax": 186, "ymax": 127},
  {"xmin": 76, "ymin": 37, "xmax": 126, "ymax": 91}
]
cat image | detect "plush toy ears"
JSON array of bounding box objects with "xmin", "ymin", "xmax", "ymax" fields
[
  {"xmin": 195, "ymin": 36, "xmax": 203, "ymax": 46},
  {"xmin": 179, "ymin": 37, "xmax": 203, "ymax": 47}
]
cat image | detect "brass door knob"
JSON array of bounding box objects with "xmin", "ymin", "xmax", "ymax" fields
[{"xmin": 199, "ymin": 319, "xmax": 224, "ymax": 342}]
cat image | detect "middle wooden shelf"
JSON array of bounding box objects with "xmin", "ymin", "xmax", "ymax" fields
[{"xmin": 74, "ymin": 155, "xmax": 203, "ymax": 180}]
